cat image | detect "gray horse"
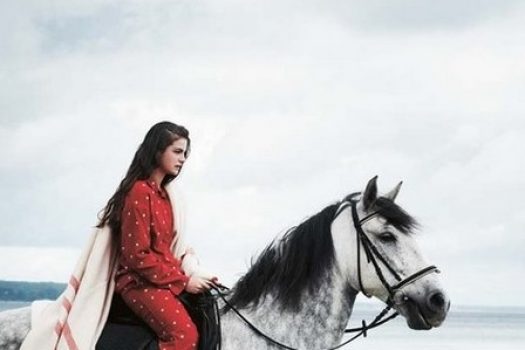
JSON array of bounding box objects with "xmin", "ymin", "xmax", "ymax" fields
[{"xmin": 0, "ymin": 177, "xmax": 450, "ymax": 349}]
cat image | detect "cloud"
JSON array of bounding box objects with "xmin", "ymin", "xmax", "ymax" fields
[
  {"xmin": 0, "ymin": 247, "xmax": 79, "ymax": 282},
  {"xmin": 315, "ymin": 0, "xmax": 524, "ymax": 32},
  {"xmin": 0, "ymin": 0, "xmax": 524, "ymax": 306}
]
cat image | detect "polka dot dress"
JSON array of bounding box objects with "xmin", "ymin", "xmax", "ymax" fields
[{"xmin": 115, "ymin": 180, "xmax": 197, "ymax": 349}]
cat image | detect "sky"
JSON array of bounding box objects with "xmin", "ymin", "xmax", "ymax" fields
[{"xmin": 0, "ymin": 0, "xmax": 524, "ymax": 307}]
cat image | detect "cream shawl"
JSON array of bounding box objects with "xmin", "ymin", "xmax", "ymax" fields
[{"xmin": 20, "ymin": 183, "xmax": 211, "ymax": 350}]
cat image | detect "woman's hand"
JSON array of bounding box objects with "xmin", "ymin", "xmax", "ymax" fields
[{"xmin": 185, "ymin": 276, "xmax": 219, "ymax": 294}]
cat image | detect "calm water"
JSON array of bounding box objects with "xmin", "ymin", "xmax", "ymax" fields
[
  {"xmin": 347, "ymin": 303, "xmax": 525, "ymax": 350},
  {"xmin": 0, "ymin": 301, "xmax": 30, "ymax": 312},
  {"xmin": 1, "ymin": 302, "xmax": 523, "ymax": 349}
]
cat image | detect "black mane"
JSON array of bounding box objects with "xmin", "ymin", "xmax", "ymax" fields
[
  {"xmin": 226, "ymin": 194, "xmax": 418, "ymax": 312},
  {"xmin": 226, "ymin": 202, "xmax": 339, "ymax": 312}
]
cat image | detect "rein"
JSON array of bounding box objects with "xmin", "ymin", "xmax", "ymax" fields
[
  {"xmin": 213, "ymin": 285, "xmax": 397, "ymax": 350},
  {"xmin": 216, "ymin": 195, "xmax": 439, "ymax": 350}
]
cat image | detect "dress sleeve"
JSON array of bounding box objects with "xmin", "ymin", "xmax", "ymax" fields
[{"xmin": 120, "ymin": 186, "xmax": 189, "ymax": 295}]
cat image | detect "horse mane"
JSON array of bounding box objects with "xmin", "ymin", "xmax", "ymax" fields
[
  {"xmin": 226, "ymin": 194, "xmax": 418, "ymax": 312},
  {"xmin": 226, "ymin": 202, "xmax": 339, "ymax": 312}
]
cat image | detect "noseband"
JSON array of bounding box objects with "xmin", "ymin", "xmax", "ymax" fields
[{"xmin": 334, "ymin": 195, "xmax": 440, "ymax": 303}]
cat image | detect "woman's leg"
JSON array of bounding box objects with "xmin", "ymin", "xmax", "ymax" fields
[{"xmin": 120, "ymin": 287, "xmax": 198, "ymax": 350}]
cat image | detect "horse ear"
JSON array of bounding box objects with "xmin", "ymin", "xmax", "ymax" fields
[
  {"xmin": 385, "ymin": 181, "xmax": 403, "ymax": 202},
  {"xmin": 362, "ymin": 176, "xmax": 378, "ymax": 210}
]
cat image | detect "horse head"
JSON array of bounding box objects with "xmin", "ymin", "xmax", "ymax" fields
[{"xmin": 333, "ymin": 176, "xmax": 450, "ymax": 330}]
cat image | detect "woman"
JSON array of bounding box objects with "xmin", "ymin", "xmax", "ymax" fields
[
  {"xmin": 20, "ymin": 121, "xmax": 216, "ymax": 350},
  {"xmin": 96, "ymin": 121, "xmax": 218, "ymax": 350}
]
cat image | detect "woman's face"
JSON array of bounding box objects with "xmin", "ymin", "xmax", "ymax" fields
[{"xmin": 157, "ymin": 137, "xmax": 188, "ymax": 177}]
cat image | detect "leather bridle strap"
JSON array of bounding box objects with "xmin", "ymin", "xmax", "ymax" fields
[
  {"xmin": 348, "ymin": 199, "xmax": 439, "ymax": 300},
  {"xmin": 391, "ymin": 265, "xmax": 440, "ymax": 292}
]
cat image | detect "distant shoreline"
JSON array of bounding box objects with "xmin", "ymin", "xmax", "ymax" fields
[
  {"xmin": 1, "ymin": 280, "xmax": 525, "ymax": 313},
  {"xmin": 0, "ymin": 280, "xmax": 66, "ymax": 302}
]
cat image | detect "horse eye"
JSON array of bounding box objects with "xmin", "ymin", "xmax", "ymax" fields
[{"xmin": 378, "ymin": 231, "xmax": 397, "ymax": 243}]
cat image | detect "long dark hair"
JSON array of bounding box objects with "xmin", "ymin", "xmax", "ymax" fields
[{"xmin": 97, "ymin": 121, "xmax": 191, "ymax": 235}]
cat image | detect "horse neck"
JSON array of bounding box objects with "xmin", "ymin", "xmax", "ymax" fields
[
  {"xmin": 331, "ymin": 207, "xmax": 363, "ymax": 294},
  {"xmin": 221, "ymin": 206, "xmax": 362, "ymax": 348},
  {"xmin": 231, "ymin": 260, "xmax": 358, "ymax": 348}
]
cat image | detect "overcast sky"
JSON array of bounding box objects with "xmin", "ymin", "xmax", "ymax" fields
[{"xmin": 1, "ymin": 0, "xmax": 524, "ymax": 307}]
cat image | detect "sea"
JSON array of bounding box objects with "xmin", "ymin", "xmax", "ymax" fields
[{"xmin": 1, "ymin": 302, "xmax": 523, "ymax": 349}]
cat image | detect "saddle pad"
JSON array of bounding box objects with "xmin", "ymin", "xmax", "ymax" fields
[
  {"xmin": 96, "ymin": 323, "xmax": 157, "ymax": 350},
  {"xmin": 95, "ymin": 291, "xmax": 221, "ymax": 350}
]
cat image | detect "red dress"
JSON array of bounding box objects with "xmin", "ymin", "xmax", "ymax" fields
[{"xmin": 115, "ymin": 179, "xmax": 197, "ymax": 350}]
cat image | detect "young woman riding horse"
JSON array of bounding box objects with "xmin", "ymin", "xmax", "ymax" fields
[
  {"xmin": 20, "ymin": 121, "xmax": 219, "ymax": 350},
  {"xmin": 97, "ymin": 122, "xmax": 219, "ymax": 350}
]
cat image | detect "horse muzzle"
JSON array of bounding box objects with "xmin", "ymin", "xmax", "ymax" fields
[{"xmin": 394, "ymin": 288, "xmax": 450, "ymax": 330}]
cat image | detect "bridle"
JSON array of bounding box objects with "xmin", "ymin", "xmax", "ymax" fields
[
  {"xmin": 333, "ymin": 194, "xmax": 440, "ymax": 303},
  {"xmin": 214, "ymin": 194, "xmax": 440, "ymax": 350}
]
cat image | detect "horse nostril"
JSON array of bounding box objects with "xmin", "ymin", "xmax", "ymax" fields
[{"xmin": 428, "ymin": 292, "xmax": 446, "ymax": 311}]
